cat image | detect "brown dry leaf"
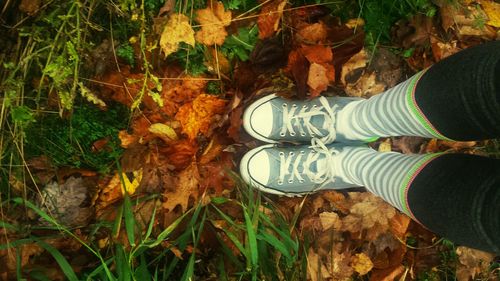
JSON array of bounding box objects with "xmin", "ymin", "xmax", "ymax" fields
[
  {"xmin": 439, "ymin": 2, "xmax": 497, "ymax": 38},
  {"xmin": 301, "ymin": 45, "xmax": 333, "ymax": 64},
  {"xmin": 482, "ymin": 0, "xmax": 500, "ymax": 28},
  {"xmin": 342, "ymin": 193, "xmax": 396, "ymax": 240},
  {"xmin": 285, "ymin": 49, "xmax": 309, "ymax": 98},
  {"xmin": 195, "ymin": 1, "xmax": 232, "ymax": 45},
  {"xmin": 164, "ymin": 139, "xmax": 198, "ymax": 170},
  {"xmin": 319, "ymin": 211, "xmax": 342, "ymax": 231},
  {"xmin": 307, "ymin": 63, "xmax": 330, "ymax": 97},
  {"xmin": 351, "ymin": 253, "xmax": 374, "ymax": 276},
  {"xmin": 257, "ymin": 0, "xmax": 287, "ymax": 39},
  {"xmin": 455, "ymin": 246, "xmax": 494, "ymax": 281},
  {"xmin": 175, "ymin": 94, "xmax": 227, "ymax": 140},
  {"xmin": 163, "ymin": 162, "xmax": 200, "ymax": 212},
  {"xmin": 341, "ymin": 48, "xmax": 368, "ymax": 85},
  {"xmin": 296, "ymin": 22, "xmax": 328, "ymax": 43},
  {"xmin": 326, "ymin": 249, "xmax": 354, "ymax": 281},
  {"xmin": 430, "ymin": 37, "xmax": 461, "ymax": 62},
  {"xmin": 160, "ymin": 14, "xmax": 195, "ymax": 57},
  {"xmin": 389, "ymin": 212, "xmax": 411, "ymax": 239},
  {"xmin": 19, "ymin": 0, "xmax": 41, "ymax": 14},
  {"xmin": 345, "ymin": 71, "xmax": 386, "ymax": 98},
  {"xmin": 369, "ymin": 265, "xmax": 405, "ymax": 281},
  {"xmin": 307, "ymin": 248, "xmax": 331, "ymax": 281}
]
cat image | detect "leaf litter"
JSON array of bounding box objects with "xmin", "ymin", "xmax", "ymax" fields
[{"xmin": 2, "ymin": 0, "xmax": 499, "ymax": 280}]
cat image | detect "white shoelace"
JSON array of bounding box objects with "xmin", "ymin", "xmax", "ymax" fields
[
  {"xmin": 279, "ymin": 96, "xmax": 338, "ymax": 144},
  {"xmin": 278, "ymin": 138, "xmax": 339, "ymax": 187}
]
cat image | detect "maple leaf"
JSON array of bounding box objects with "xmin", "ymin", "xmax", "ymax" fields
[
  {"xmin": 163, "ymin": 162, "xmax": 200, "ymax": 213},
  {"xmin": 160, "ymin": 14, "xmax": 195, "ymax": 57},
  {"xmin": 175, "ymin": 94, "xmax": 227, "ymax": 140},
  {"xmin": 257, "ymin": 0, "xmax": 287, "ymax": 39},
  {"xmin": 195, "ymin": 1, "xmax": 232, "ymax": 46}
]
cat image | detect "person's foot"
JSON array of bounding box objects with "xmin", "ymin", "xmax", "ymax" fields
[
  {"xmin": 242, "ymin": 93, "xmax": 373, "ymax": 144},
  {"xmin": 239, "ymin": 141, "xmax": 362, "ymax": 195}
]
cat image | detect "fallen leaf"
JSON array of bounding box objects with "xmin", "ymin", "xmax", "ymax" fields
[
  {"xmin": 148, "ymin": 123, "xmax": 179, "ymax": 142},
  {"xmin": 455, "ymin": 246, "xmax": 494, "ymax": 281},
  {"xmin": 296, "ymin": 22, "xmax": 328, "ymax": 43},
  {"xmin": 319, "ymin": 212, "xmax": 342, "ymax": 231},
  {"xmin": 19, "ymin": 0, "xmax": 41, "ymax": 15},
  {"xmin": 257, "ymin": 0, "xmax": 287, "ymax": 39},
  {"xmin": 301, "ymin": 44, "xmax": 333, "ymax": 64},
  {"xmin": 175, "ymin": 93, "xmax": 227, "ymax": 140},
  {"xmin": 307, "ymin": 63, "xmax": 330, "ymax": 97},
  {"xmin": 351, "ymin": 253, "xmax": 374, "ymax": 275},
  {"xmin": 345, "ymin": 71, "xmax": 386, "ymax": 97},
  {"xmin": 345, "ymin": 18, "xmax": 365, "ymax": 29},
  {"xmin": 369, "ymin": 265, "xmax": 405, "ymax": 281},
  {"xmin": 163, "ymin": 162, "xmax": 200, "ymax": 212},
  {"xmin": 195, "ymin": 1, "xmax": 232, "ymax": 45},
  {"xmin": 285, "ymin": 49, "xmax": 309, "ymax": 98},
  {"xmin": 482, "ymin": 0, "xmax": 500, "ymax": 28},
  {"xmin": 160, "ymin": 14, "xmax": 195, "ymax": 57},
  {"xmin": 307, "ymin": 248, "xmax": 331, "ymax": 281},
  {"xmin": 119, "ymin": 130, "xmax": 139, "ymax": 148},
  {"xmin": 164, "ymin": 139, "xmax": 198, "ymax": 170},
  {"xmin": 341, "ymin": 48, "xmax": 368, "ymax": 85}
]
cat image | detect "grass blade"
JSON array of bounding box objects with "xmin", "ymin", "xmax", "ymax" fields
[
  {"xmin": 33, "ymin": 238, "xmax": 79, "ymax": 281},
  {"xmin": 123, "ymin": 194, "xmax": 136, "ymax": 246},
  {"xmin": 243, "ymin": 207, "xmax": 258, "ymax": 276}
]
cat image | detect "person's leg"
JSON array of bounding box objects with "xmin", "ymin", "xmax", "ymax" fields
[
  {"xmin": 241, "ymin": 143, "xmax": 500, "ymax": 253},
  {"xmin": 335, "ymin": 147, "xmax": 500, "ymax": 254},
  {"xmin": 335, "ymin": 41, "xmax": 500, "ymax": 141}
]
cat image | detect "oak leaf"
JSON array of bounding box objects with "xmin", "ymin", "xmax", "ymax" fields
[
  {"xmin": 257, "ymin": 0, "xmax": 287, "ymax": 39},
  {"xmin": 195, "ymin": 1, "xmax": 231, "ymax": 45},
  {"xmin": 175, "ymin": 94, "xmax": 227, "ymax": 140},
  {"xmin": 160, "ymin": 14, "xmax": 195, "ymax": 57},
  {"xmin": 163, "ymin": 162, "xmax": 200, "ymax": 212}
]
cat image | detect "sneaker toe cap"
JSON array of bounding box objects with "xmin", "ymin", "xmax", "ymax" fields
[
  {"xmin": 243, "ymin": 102, "xmax": 273, "ymax": 140},
  {"xmin": 240, "ymin": 147, "xmax": 270, "ymax": 187}
]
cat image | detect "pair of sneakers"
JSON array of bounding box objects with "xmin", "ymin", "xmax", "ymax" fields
[{"xmin": 240, "ymin": 93, "xmax": 373, "ymax": 196}]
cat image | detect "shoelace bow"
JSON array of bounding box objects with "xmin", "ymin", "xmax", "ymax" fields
[
  {"xmin": 279, "ymin": 96, "xmax": 338, "ymax": 144},
  {"xmin": 278, "ymin": 138, "xmax": 339, "ymax": 187}
]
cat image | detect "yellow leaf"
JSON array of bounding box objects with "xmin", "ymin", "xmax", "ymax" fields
[
  {"xmin": 319, "ymin": 212, "xmax": 342, "ymax": 231},
  {"xmin": 148, "ymin": 123, "xmax": 178, "ymax": 141},
  {"xmin": 195, "ymin": 1, "xmax": 231, "ymax": 45},
  {"xmin": 351, "ymin": 253, "xmax": 373, "ymax": 276},
  {"xmin": 160, "ymin": 14, "xmax": 195, "ymax": 57},
  {"xmin": 116, "ymin": 170, "xmax": 142, "ymax": 195},
  {"xmin": 482, "ymin": 0, "xmax": 500, "ymax": 28}
]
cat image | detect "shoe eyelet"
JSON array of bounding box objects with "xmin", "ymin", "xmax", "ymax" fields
[
  {"xmin": 301, "ymin": 133, "xmax": 306, "ymax": 136},
  {"xmin": 300, "ymin": 151, "xmax": 305, "ymax": 155},
  {"xmin": 290, "ymin": 132, "xmax": 296, "ymax": 136},
  {"xmin": 280, "ymin": 132, "xmax": 286, "ymax": 137},
  {"xmin": 311, "ymin": 151, "xmax": 316, "ymax": 154},
  {"xmin": 292, "ymin": 104, "xmax": 297, "ymax": 108},
  {"xmin": 312, "ymin": 105, "xmax": 317, "ymax": 108},
  {"xmin": 278, "ymin": 180, "xmax": 283, "ymax": 185},
  {"xmin": 288, "ymin": 179, "xmax": 293, "ymax": 183},
  {"xmin": 289, "ymin": 152, "xmax": 295, "ymax": 156},
  {"xmin": 282, "ymin": 103, "xmax": 287, "ymax": 108},
  {"xmin": 299, "ymin": 180, "xmax": 305, "ymax": 183},
  {"xmin": 302, "ymin": 105, "xmax": 307, "ymax": 109},
  {"xmin": 279, "ymin": 151, "xmax": 285, "ymax": 156}
]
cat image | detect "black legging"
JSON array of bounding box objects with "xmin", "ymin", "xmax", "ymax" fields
[{"xmin": 407, "ymin": 41, "xmax": 500, "ymax": 253}]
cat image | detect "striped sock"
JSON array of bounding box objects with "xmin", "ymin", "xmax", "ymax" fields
[
  {"xmin": 336, "ymin": 71, "xmax": 452, "ymax": 141},
  {"xmin": 334, "ymin": 146, "xmax": 441, "ymax": 218}
]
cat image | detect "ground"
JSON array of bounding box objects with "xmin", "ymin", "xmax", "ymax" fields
[{"xmin": 0, "ymin": 0, "xmax": 499, "ymax": 280}]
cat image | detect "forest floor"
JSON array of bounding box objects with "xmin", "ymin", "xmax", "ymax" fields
[{"xmin": 0, "ymin": 0, "xmax": 499, "ymax": 280}]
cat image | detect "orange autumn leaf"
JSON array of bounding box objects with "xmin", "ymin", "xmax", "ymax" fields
[
  {"xmin": 175, "ymin": 94, "xmax": 227, "ymax": 140},
  {"xmin": 296, "ymin": 22, "xmax": 328, "ymax": 43},
  {"xmin": 195, "ymin": 1, "xmax": 231, "ymax": 45},
  {"xmin": 307, "ymin": 63, "xmax": 330, "ymax": 97},
  {"xmin": 258, "ymin": 0, "xmax": 287, "ymax": 39},
  {"xmin": 301, "ymin": 45, "xmax": 333, "ymax": 64}
]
